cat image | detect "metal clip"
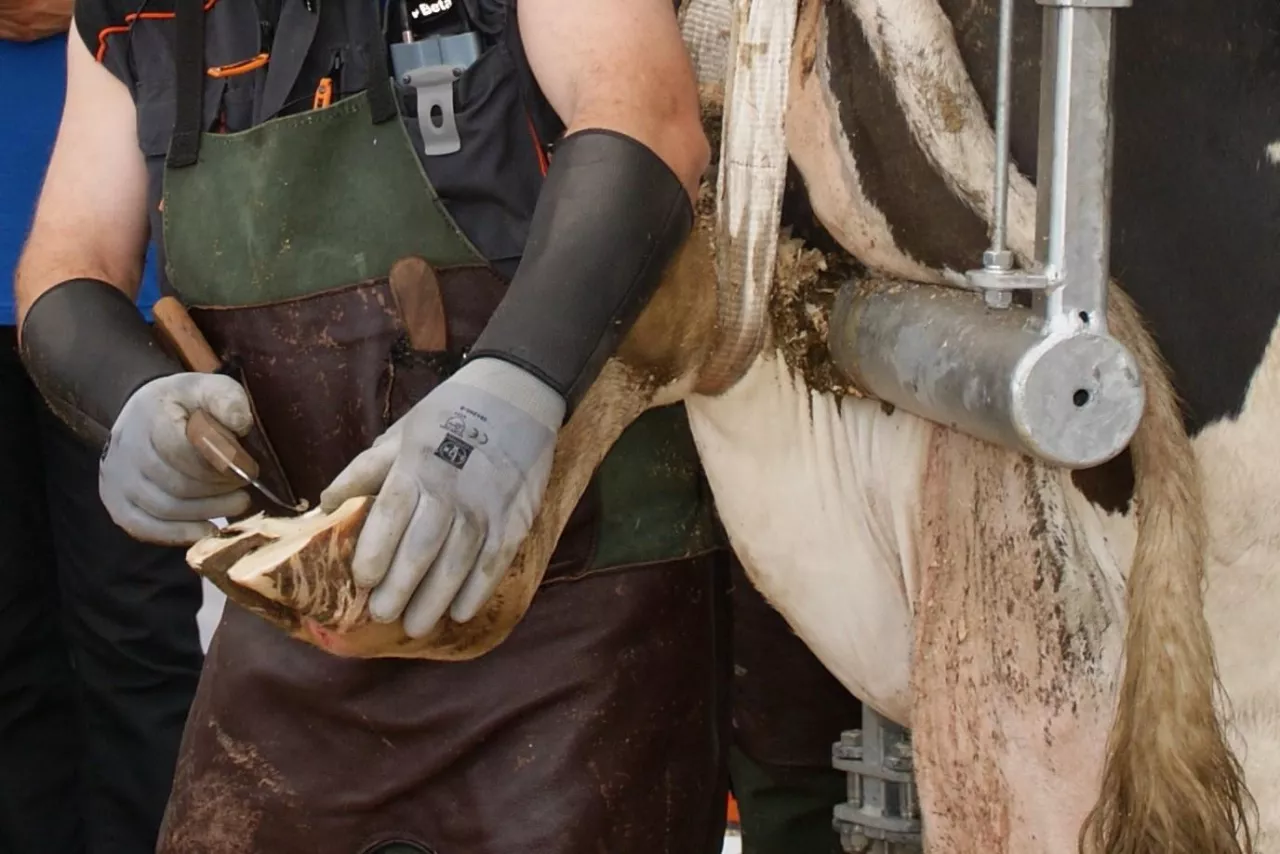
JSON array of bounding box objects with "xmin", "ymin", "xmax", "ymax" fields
[
  {"xmin": 828, "ymin": 0, "xmax": 1145, "ymax": 468},
  {"xmin": 402, "ymin": 65, "xmax": 463, "ymax": 157}
]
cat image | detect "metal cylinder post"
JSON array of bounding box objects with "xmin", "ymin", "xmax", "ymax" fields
[
  {"xmin": 830, "ymin": 282, "xmax": 1143, "ymax": 468},
  {"xmin": 1034, "ymin": 0, "xmax": 1124, "ymax": 332}
]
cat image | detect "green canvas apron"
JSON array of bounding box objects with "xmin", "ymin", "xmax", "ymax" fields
[{"xmin": 152, "ymin": 1, "xmax": 728, "ymax": 851}]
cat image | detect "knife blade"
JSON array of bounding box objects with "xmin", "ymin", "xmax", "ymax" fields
[{"xmin": 185, "ymin": 410, "xmax": 307, "ymax": 512}]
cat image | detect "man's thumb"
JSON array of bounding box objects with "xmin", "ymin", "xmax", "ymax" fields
[{"xmin": 320, "ymin": 441, "xmax": 399, "ymax": 512}]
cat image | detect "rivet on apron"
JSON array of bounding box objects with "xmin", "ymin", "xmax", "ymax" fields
[{"xmin": 361, "ymin": 840, "xmax": 436, "ymax": 854}]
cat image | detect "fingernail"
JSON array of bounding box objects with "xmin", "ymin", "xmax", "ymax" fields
[{"xmin": 367, "ymin": 591, "xmax": 397, "ymax": 624}]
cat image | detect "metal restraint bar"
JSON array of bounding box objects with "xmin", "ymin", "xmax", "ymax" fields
[
  {"xmin": 828, "ymin": 0, "xmax": 1144, "ymax": 469},
  {"xmin": 832, "ymin": 706, "xmax": 923, "ymax": 853}
]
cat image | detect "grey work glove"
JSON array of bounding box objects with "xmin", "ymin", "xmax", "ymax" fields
[
  {"xmin": 320, "ymin": 357, "xmax": 564, "ymax": 638},
  {"xmin": 100, "ymin": 373, "xmax": 253, "ymax": 545}
]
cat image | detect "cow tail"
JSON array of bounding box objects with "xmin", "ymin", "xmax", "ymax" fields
[{"xmin": 1080, "ymin": 285, "xmax": 1255, "ymax": 854}]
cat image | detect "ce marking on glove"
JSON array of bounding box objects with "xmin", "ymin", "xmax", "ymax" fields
[{"xmin": 442, "ymin": 413, "xmax": 489, "ymax": 446}]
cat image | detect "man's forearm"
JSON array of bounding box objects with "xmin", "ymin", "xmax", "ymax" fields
[
  {"xmin": 0, "ymin": 0, "xmax": 73, "ymax": 41},
  {"xmin": 467, "ymin": 129, "xmax": 696, "ymax": 413},
  {"xmin": 16, "ymin": 187, "xmax": 164, "ymax": 447},
  {"xmin": 464, "ymin": 0, "xmax": 709, "ymax": 415},
  {"xmin": 519, "ymin": 0, "xmax": 710, "ymax": 199},
  {"xmin": 559, "ymin": 90, "xmax": 709, "ymax": 206},
  {"xmin": 15, "ymin": 28, "xmax": 151, "ymax": 333},
  {"xmin": 14, "ymin": 27, "xmax": 174, "ymax": 447},
  {"xmin": 14, "ymin": 220, "xmax": 143, "ymax": 336}
]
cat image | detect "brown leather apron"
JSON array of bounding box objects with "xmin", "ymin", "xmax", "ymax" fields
[{"xmin": 153, "ymin": 1, "xmax": 729, "ymax": 851}]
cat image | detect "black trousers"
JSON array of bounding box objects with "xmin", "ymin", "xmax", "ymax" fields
[
  {"xmin": 728, "ymin": 554, "xmax": 864, "ymax": 854},
  {"xmin": 0, "ymin": 326, "xmax": 204, "ymax": 854}
]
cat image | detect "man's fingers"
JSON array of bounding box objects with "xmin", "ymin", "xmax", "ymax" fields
[
  {"xmin": 130, "ymin": 474, "xmax": 251, "ymax": 522},
  {"xmin": 402, "ymin": 512, "xmax": 486, "ymax": 638},
  {"xmin": 449, "ymin": 535, "xmax": 520, "ymax": 624},
  {"xmin": 141, "ymin": 454, "xmax": 244, "ymax": 499},
  {"xmin": 351, "ymin": 471, "xmax": 419, "ymax": 590},
  {"xmin": 321, "ymin": 441, "xmax": 400, "ymax": 513},
  {"xmin": 367, "ymin": 492, "xmax": 454, "ymax": 624},
  {"xmin": 104, "ymin": 498, "xmax": 218, "ymax": 547}
]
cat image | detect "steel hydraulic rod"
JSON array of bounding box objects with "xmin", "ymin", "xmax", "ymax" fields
[
  {"xmin": 982, "ymin": 0, "xmax": 1018, "ymax": 311},
  {"xmin": 990, "ymin": 0, "xmax": 1014, "ymax": 259}
]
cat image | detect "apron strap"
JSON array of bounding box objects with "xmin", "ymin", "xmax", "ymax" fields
[
  {"xmin": 254, "ymin": 0, "xmax": 323, "ymax": 125},
  {"xmin": 360, "ymin": 0, "xmax": 397, "ymax": 124},
  {"xmin": 260, "ymin": 0, "xmax": 398, "ymax": 125},
  {"xmin": 168, "ymin": 0, "xmax": 206, "ymax": 168}
]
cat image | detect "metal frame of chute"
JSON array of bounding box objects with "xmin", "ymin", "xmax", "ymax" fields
[
  {"xmin": 832, "ymin": 707, "xmax": 923, "ymax": 854},
  {"xmin": 678, "ymin": 1, "xmax": 1142, "ymax": 852},
  {"xmin": 828, "ymin": 0, "xmax": 1145, "ymax": 470}
]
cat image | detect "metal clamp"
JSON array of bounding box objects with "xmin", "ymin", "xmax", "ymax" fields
[
  {"xmin": 965, "ymin": 0, "xmax": 1126, "ymax": 335},
  {"xmin": 401, "ymin": 65, "xmax": 464, "ymax": 157},
  {"xmin": 391, "ymin": 30, "xmax": 482, "ymax": 158},
  {"xmin": 828, "ymin": 0, "xmax": 1144, "ymax": 468},
  {"xmin": 832, "ymin": 707, "xmax": 923, "ymax": 853}
]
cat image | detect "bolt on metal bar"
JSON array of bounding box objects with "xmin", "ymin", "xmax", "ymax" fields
[{"xmin": 986, "ymin": 0, "xmax": 1017, "ymax": 269}]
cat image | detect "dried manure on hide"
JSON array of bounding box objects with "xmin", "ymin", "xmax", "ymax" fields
[{"xmin": 766, "ymin": 233, "xmax": 866, "ymax": 399}]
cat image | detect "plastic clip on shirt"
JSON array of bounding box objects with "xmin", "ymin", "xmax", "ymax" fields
[{"xmin": 389, "ymin": 0, "xmax": 481, "ymax": 156}]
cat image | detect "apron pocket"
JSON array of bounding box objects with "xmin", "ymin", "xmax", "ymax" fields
[
  {"xmin": 220, "ymin": 360, "xmax": 301, "ymax": 518},
  {"xmin": 189, "ymin": 263, "xmax": 597, "ymax": 576},
  {"xmin": 190, "ymin": 280, "xmax": 406, "ymax": 505},
  {"xmin": 383, "ymin": 261, "xmax": 504, "ymax": 421}
]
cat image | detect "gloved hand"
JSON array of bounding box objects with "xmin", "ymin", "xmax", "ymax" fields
[
  {"xmin": 320, "ymin": 357, "xmax": 565, "ymax": 638},
  {"xmin": 100, "ymin": 373, "xmax": 254, "ymax": 545}
]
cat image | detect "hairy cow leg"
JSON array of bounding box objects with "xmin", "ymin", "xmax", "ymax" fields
[{"xmin": 911, "ymin": 429, "xmax": 1126, "ymax": 854}]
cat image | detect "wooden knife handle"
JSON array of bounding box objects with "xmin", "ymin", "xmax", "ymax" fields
[
  {"xmin": 153, "ymin": 297, "xmax": 261, "ymax": 482},
  {"xmin": 153, "ymin": 296, "xmax": 222, "ymax": 374},
  {"xmin": 186, "ymin": 409, "xmax": 261, "ymax": 481},
  {"xmin": 389, "ymin": 256, "xmax": 448, "ymax": 352}
]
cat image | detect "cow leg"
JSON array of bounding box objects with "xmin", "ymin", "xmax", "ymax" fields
[{"xmin": 910, "ymin": 428, "xmax": 1127, "ymax": 854}]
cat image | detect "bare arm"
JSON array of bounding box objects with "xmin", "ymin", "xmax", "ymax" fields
[
  {"xmin": 518, "ymin": 0, "xmax": 709, "ymax": 200},
  {"xmin": 14, "ymin": 24, "xmax": 150, "ymax": 334},
  {"xmin": 0, "ymin": 0, "xmax": 74, "ymax": 42}
]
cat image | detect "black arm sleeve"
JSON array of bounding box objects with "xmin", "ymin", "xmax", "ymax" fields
[
  {"xmin": 466, "ymin": 128, "xmax": 694, "ymax": 414},
  {"xmin": 19, "ymin": 278, "xmax": 182, "ymax": 448}
]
